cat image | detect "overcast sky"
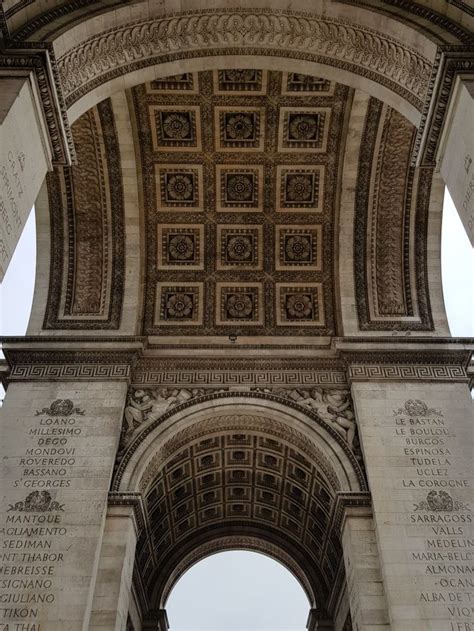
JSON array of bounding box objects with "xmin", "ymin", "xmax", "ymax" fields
[{"xmin": 0, "ymin": 190, "xmax": 473, "ymax": 629}]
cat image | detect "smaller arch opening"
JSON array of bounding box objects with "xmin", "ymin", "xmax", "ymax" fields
[{"xmin": 166, "ymin": 550, "xmax": 310, "ymax": 630}]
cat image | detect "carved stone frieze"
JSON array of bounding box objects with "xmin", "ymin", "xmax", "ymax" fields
[
  {"xmin": 121, "ymin": 387, "xmax": 228, "ymax": 449},
  {"xmin": 3, "ymin": 349, "xmax": 137, "ymax": 381},
  {"xmin": 132, "ymin": 357, "xmax": 347, "ymax": 387},
  {"xmin": 251, "ymin": 387, "xmax": 357, "ymax": 446},
  {"xmin": 120, "ymin": 385, "xmax": 359, "ymax": 451},
  {"xmin": 44, "ymin": 98, "xmax": 125, "ymax": 329},
  {"xmin": 56, "ymin": 10, "xmax": 432, "ymax": 110},
  {"xmin": 348, "ymin": 363, "xmax": 468, "ymax": 382},
  {"xmin": 354, "ymin": 98, "xmax": 433, "ymax": 330},
  {"xmin": 343, "ymin": 348, "xmax": 470, "ymax": 382}
]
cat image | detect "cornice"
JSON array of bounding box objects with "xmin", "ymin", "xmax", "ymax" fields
[
  {"xmin": 1, "ymin": 338, "xmax": 145, "ymax": 382},
  {"xmin": 332, "ymin": 491, "xmax": 373, "ymax": 532},
  {"xmin": 414, "ymin": 47, "xmax": 474, "ymax": 166},
  {"xmin": 1, "ymin": 336, "xmax": 472, "ymax": 383},
  {"xmin": 0, "ymin": 46, "xmax": 73, "ymax": 165},
  {"xmin": 108, "ymin": 491, "xmax": 146, "ymax": 533}
]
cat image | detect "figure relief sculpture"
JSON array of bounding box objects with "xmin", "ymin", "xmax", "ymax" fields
[
  {"xmin": 122, "ymin": 386, "xmax": 357, "ymax": 451},
  {"xmin": 252, "ymin": 387, "xmax": 356, "ymax": 446},
  {"xmin": 122, "ymin": 387, "xmax": 224, "ymax": 447}
]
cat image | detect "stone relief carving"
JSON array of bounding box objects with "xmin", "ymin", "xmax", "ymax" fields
[
  {"xmin": 35, "ymin": 399, "xmax": 85, "ymax": 416},
  {"xmin": 121, "ymin": 386, "xmax": 357, "ymax": 449},
  {"xmin": 44, "ymin": 99, "xmax": 125, "ymax": 330},
  {"xmin": 7, "ymin": 491, "xmax": 64, "ymax": 512},
  {"xmin": 251, "ymin": 387, "xmax": 356, "ymax": 445},
  {"xmin": 393, "ymin": 399, "xmax": 443, "ymax": 417},
  {"xmin": 413, "ymin": 491, "xmax": 470, "ymax": 513},
  {"xmin": 354, "ymin": 98, "xmax": 433, "ymax": 331},
  {"xmin": 121, "ymin": 387, "xmax": 226, "ymax": 447},
  {"xmin": 57, "ymin": 10, "xmax": 432, "ymax": 109}
]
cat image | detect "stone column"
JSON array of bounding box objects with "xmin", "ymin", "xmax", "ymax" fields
[
  {"xmin": 89, "ymin": 495, "xmax": 144, "ymax": 631},
  {"xmin": 0, "ymin": 52, "xmax": 72, "ymax": 279},
  {"xmin": 335, "ymin": 494, "xmax": 390, "ymax": 631},
  {"xmin": 437, "ymin": 77, "xmax": 474, "ymax": 246},
  {"xmin": 0, "ymin": 346, "xmax": 132, "ymax": 630},
  {"xmin": 348, "ymin": 355, "xmax": 474, "ymax": 631}
]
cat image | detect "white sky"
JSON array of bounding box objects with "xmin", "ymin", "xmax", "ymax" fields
[
  {"xmin": 166, "ymin": 551, "xmax": 309, "ymax": 631},
  {"xmin": 0, "ymin": 190, "xmax": 473, "ymax": 629}
]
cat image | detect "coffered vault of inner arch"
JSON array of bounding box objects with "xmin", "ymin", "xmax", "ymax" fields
[
  {"xmin": 111, "ymin": 391, "xmax": 366, "ymax": 614},
  {"xmin": 40, "ymin": 68, "xmax": 437, "ymax": 338}
]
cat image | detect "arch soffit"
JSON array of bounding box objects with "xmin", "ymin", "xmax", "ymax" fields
[
  {"xmin": 114, "ymin": 394, "xmax": 366, "ymax": 495},
  {"xmin": 42, "ymin": 4, "xmax": 440, "ymax": 126}
]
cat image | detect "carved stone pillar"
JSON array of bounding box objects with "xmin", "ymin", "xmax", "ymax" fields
[
  {"xmin": 0, "ymin": 343, "xmax": 134, "ymax": 630},
  {"xmin": 437, "ymin": 76, "xmax": 474, "ymax": 246},
  {"xmin": 0, "ymin": 53, "xmax": 72, "ymax": 279},
  {"xmin": 89, "ymin": 495, "xmax": 144, "ymax": 631},
  {"xmin": 335, "ymin": 494, "xmax": 390, "ymax": 631},
  {"xmin": 347, "ymin": 351, "xmax": 473, "ymax": 631}
]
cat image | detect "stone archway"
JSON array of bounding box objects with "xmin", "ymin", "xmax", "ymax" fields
[
  {"xmin": 0, "ymin": 3, "xmax": 473, "ymax": 630},
  {"xmin": 94, "ymin": 392, "xmax": 374, "ymax": 629}
]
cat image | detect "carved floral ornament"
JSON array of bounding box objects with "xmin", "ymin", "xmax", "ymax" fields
[{"xmin": 57, "ymin": 10, "xmax": 432, "ymax": 109}]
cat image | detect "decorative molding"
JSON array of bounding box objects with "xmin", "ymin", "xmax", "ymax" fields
[
  {"xmin": 347, "ymin": 363, "xmax": 468, "ymax": 382},
  {"xmin": 9, "ymin": 363, "xmax": 131, "ymax": 381},
  {"xmin": 113, "ymin": 392, "xmax": 366, "ymax": 493},
  {"xmin": 335, "ymin": 0, "xmax": 474, "ymax": 44},
  {"xmin": 415, "ymin": 51, "xmax": 474, "ymax": 167},
  {"xmin": 108, "ymin": 492, "xmax": 146, "ymax": 532},
  {"xmin": 447, "ymin": 0, "xmax": 474, "ymax": 19},
  {"xmin": 332, "ymin": 491, "xmax": 372, "ymax": 532},
  {"xmin": 3, "ymin": 349, "xmax": 137, "ymax": 382},
  {"xmin": 132, "ymin": 360, "xmax": 347, "ymax": 387},
  {"xmin": 354, "ymin": 98, "xmax": 433, "ymax": 330},
  {"xmin": 56, "ymin": 9, "xmax": 432, "ymax": 110},
  {"xmin": 44, "ymin": 98, "xmax": 125, "ymax": 329},
  {"xmin": 0, "ymin": 49, "xmax": 73, "ymax": 165},
  {"xmin": 159, "ymin": 535, "xmax": 315, "ymax": 607}
]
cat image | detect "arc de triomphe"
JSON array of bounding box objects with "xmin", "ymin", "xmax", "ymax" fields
[{"xmin": 0, "ymin": 2, "xmax": 473, "ymax": 629}]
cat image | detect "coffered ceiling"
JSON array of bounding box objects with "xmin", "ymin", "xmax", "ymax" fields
[
  {"xmin": 44, "ymin": 67, "xmax": 435, "ymax": 339},
  {"xmin": 133, "ymin": 421, "xmax": 342, "ymax": 608},
  {"xmin": 130, "ymin": 69, "xmax": 350, "ymax": 337}
]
